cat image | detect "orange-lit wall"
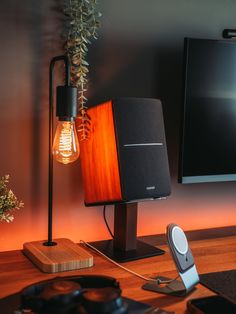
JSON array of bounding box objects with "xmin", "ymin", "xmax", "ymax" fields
[{"xmin": 1, "ymin": 1, "xmax": 236, "ymax": 252}]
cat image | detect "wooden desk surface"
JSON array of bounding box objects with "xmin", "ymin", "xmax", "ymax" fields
[{"xmin": 1, "ymin": 235, "xmax": 236, "ymax": 313}]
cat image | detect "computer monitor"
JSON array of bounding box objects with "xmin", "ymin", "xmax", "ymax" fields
[{"xmin": 179, "ymin": 37, "xmax": 236, "ymax": 184}]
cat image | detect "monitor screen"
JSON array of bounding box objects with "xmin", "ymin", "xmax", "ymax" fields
[{"xmin": 179, "ymin": 37, "xmax": 236, "ymax": 183}]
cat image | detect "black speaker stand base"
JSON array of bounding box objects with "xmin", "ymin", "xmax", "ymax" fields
[{"xmin": 88, "ymin": 238, "xmax": 165, "ymax": 263}]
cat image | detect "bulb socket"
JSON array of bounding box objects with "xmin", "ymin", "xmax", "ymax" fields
[{"xmin": 56, "ymin": 86, "xmax": 77, "ymax": 120}]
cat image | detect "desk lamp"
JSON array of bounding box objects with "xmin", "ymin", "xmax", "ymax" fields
[{"xmin": 23, "ymin": 55, "xmax": 93, "ymax": 273}]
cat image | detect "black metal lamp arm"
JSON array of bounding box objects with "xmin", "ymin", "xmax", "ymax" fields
[{"xmin": 44, "ymin": 55, "xmax": 71, "ymax": 247}]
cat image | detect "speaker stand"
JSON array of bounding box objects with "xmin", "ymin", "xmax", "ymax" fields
[{"xmin": 89, "ymin": 203, "xmax": 165, "ymax": 263}]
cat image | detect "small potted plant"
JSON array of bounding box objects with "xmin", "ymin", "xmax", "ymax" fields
[{"xmin": 0, "ymin": 175, "xmax": 23, "ymax": 223}]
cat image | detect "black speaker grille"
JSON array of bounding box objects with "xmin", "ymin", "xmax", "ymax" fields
[{"xmin": 112, "ymin": 98, "xmax": 171, "ymax": 201}]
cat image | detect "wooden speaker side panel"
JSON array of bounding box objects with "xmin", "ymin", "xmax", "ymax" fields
[{"xmin": 80, "ymin": 100, "xmax": 122, "ymax": 204}]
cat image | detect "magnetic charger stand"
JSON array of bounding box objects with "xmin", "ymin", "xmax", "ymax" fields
[{"xmin": 143, "ymin": 224, "xmax": 199, "ymax": 296}]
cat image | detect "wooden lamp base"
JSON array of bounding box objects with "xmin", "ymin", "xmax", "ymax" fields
[{"xmin": 23, "ymin": 238, "xmax": 93, "ymax": 273}]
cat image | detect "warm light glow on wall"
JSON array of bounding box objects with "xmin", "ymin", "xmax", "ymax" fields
[{"xmin": 2, "ymin": 0, "xmax": 236, "ymax": 253}]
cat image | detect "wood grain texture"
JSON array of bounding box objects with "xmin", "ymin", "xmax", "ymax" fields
[
  {"xmin": 23, "ymin": 238, "xmax": 93, "ymax": 273},
  {"xmin": 1, "ymin": 236, "xmax": 236, "ymax": 313},
  {"xmin": 80, "ymin": 100, "xmax": 122, "ymax": 204}
]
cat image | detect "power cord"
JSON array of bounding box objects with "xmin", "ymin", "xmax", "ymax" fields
[
  {"xmin": 80, "ymin": 240, "xmax": 179, "ymax": 285},
  {"xmin": 103, "ymin": 205, "xmax": 114, "ymax": 238}
]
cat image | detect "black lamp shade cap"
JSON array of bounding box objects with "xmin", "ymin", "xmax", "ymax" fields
[{"xmin": 56, "ymin": 86, "xmax": 77, "ymax": 119}]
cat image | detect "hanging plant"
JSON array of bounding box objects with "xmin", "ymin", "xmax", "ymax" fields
[{"xmin": 61, "ymin": 0, "xmax": 101, "ymax": 140}]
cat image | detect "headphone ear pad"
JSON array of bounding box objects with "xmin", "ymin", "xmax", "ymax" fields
[{"xmin": 20, "ymin": 275, "xmax": 121, "ymax": 313}]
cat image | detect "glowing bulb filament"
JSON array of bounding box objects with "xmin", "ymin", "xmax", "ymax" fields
[{"xmin": 52, "ymin": 121, "xmax": 80, "ymax": 164}]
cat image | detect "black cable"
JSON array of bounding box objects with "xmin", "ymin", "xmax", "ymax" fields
[{"xmin": 103, "ymin": 205, "xmax": 114, "ymax": 238}]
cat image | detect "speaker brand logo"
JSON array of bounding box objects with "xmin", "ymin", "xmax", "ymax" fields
[{"xmin": 146, "ymin": 186, "xmax": 156, "ymax": 190}]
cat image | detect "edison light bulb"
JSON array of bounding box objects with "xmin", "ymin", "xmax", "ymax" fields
[{"xmin": 52, "ymin": 120, "xmax": 80, "ymax": 164}]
